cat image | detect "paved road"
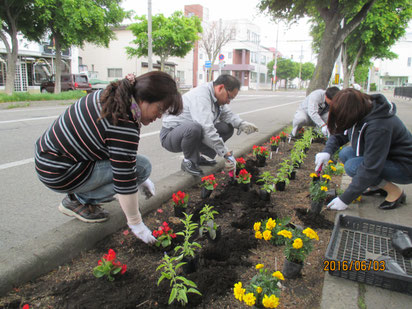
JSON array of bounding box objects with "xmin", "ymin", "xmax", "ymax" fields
[{"xmin": 0, "ymin": 90, "xmax": 305, "ymax": 250}]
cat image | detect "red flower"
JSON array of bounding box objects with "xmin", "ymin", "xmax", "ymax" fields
[
  {"xmin": 170, "ymin": 233, "xmax": 177, "ymax": 238},
  {"xmin": 22, "ymin": 305, "xmax": 30, "ymax": 309},
  {"xmin": 120, "ymin": 264, "xmax": 127, "ymax": 275},
  {"xmin": 98, "ymin": 259, "xmax": 102, "ymax": 265},
  {"xmin": 157, "ymin": 229, "xmax": 163, "ymax": 236},
  {"xmin": 153, "ymin": 230, "xmax": 159, "ymax": 237},
  {"xmin": 236, "ymin": 157, "xmax": 246, "ymax": 164},
  {"xmin": 103, "ymin": 249, "xmax": 116, "ymax": 262},
  {"xmin": 113, "ymin": 260, "xmax": 122, "ymax": 267}
]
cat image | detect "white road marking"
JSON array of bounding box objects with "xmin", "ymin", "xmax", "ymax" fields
[{"xmin": 0, "ymin": 100, "xmax": 300, "ymax": 170}]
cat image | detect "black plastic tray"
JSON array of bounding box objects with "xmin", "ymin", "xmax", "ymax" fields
[{"xmin": 325, "ymin": 214, "xmax": 412, "ymax": 294}]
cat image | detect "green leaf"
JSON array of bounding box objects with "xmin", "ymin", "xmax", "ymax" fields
[
  {"xmin": 168, "ymin": 287, "xmax": 177, "ymax": 304},
  {"xmin": 188, "ymin": 288, "xmax": 202, "ymax": 295}
]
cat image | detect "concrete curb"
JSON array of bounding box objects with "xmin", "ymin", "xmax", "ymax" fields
[{"xmin": 0, "ymin": 127, "xmax": 285, "ymax": 296}]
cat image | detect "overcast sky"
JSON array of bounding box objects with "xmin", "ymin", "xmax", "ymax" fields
[{"xmin": 121, "ymin": 0, "xmax": 315, "ymax": 62}]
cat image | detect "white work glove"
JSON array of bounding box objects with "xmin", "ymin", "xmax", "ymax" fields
[
  {"xmin": 315, "ymin": 152, "xmax": 331, "ymax": 171},
  {"xmin": 327, "ymin": 197, "xmax": 348, "ymax": 211},
  {"xmin": 321, "ymin": 125, "xmax": 329, "ymax": 137},
  {"xmin": 128, "ymin": 222, "xmax": 156, "ymax": 244},
  {"xmin": 138, "ymin": 178, "xmax": 155, "ymax": 199},
  {"xmin": 224, "ymin": 155, "xmax": 236, "ymax": 175},
  {"xmin": 237, "ymin": 121, "xmax": 259, "ymax": 135}
]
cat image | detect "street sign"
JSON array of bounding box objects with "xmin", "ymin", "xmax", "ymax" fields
[
  {"xmin": 205, "ymin": 61, "xmax": 212, "ymax": 68},
  {"xmin": 219, "ymin": 61, "xmax": 225, "ymax": 68},
  {"xmin": 219, "ymin": 54, "xmax": 224, "ymax": 60},
  {"xmin": 334, "ymin": 73, "xmax": 339, "ymax": 84}
]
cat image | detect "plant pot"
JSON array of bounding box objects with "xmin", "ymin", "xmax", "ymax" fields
[
  {"xmin": 288, "ymin": 171, "xmax": 296, "ymax": 180},
  {"xmin": 201, "ymin": 187, "xmax": 213, "ymax": 199},
  {"xmin": 282, "ymin": 259, "xmax": 303, "ymax": 279},
  {"xmin": 239, "ymin": 182, "xmax": 250, "ymax": 192},
  {"xmin": 258, "ymin": 189, "xmax": 271, "ymax": 201},
  {"xmin": 270, "ymin": 145, "xmax": 278, "ymax": 151},
  {"xmin": 181, "ymin": 255, "xmax": 199, "ymax": 274},
  {"xmin": 256, "ymin": 155, "xmax": 266, "ymax": 167},
  {"xmin": 391, "ymin": 230, "xmax": 412, "ymax": 258},
  {"xmin": 280, "ymin": 136, "xmax": 286, "ymax": 142},
  {"xmin": 309, "ymin": 200, "xmax": 323, "ymax": 215},
  {"xmin": 174, "ymin": 206, "xmax": 187, "ymax": 218},
  {"xmin": 294, "ymin": 162, "xmax": 302, "ymax": 169},
  {"xmin": 275, "ymin": 181, "xmax": 286, "ymax": 191}
]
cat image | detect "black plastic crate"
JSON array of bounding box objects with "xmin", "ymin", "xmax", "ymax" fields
[{"xmin": 325, "ymin": 214, "xmax": 412, "ymax": 295}]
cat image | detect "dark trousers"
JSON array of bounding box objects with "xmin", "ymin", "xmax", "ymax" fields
[{"xmin": 160, "ymin": 122, "xmax": 234, "ymax": 164}]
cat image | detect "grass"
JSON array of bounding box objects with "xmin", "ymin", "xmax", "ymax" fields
[
  {"xmin": 358, "ymin": 283, "xmax": 367, "ymax": 309},
  {"xmin": 0, "ymin": 91, "xmax": 87, "ymax": 103}
]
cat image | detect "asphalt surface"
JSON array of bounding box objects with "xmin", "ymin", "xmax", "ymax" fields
[{"xmin": 1, "ymin": 91, "xmax": 412, "ymax": 308}]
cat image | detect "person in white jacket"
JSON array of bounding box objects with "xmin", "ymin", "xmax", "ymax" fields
[
  {"xmin": 291, "ymin": 87, "xmax": 340, "ymax": 137},
  {"xmin": 160, "ymin": 74, "xmax": 258, "ymax": 176}
]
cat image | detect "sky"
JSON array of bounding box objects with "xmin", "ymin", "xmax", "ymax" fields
[{"xmin": 121, "ymin": 0, "xmax": 315, "ymax": 63}]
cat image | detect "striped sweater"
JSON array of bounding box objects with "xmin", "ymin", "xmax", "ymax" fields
[{"xmin": 35, "ymin": 90, "xmax": 141, "ymax": 194}]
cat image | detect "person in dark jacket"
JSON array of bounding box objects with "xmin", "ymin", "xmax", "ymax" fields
[{"xmin": 315, "ymin": 88, "xmax": 412, "ymax": 210}]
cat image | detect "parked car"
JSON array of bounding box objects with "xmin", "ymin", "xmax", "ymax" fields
[{"xmin": 40, "ymin": 74, "xmax": 92, "ymax": 93}]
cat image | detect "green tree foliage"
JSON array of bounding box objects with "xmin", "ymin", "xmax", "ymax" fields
[
  {"xmin": 276, "ymin": 58, "xmax": 299, "ymax": 88},
  {"xmin": 0, "ymin": 1, "xmax": 47, "ymax": 94},
  {"xmin": 258, "ymin": 0, "xmax": 377, "ymax": 94},
  {"xmin": 126, "ymin": 11, "xmax": 202, "ymax": 72},
  {"xmin": 354, "ymin": 63, "xmax": 370, "ymax": 84},
  {"xmin": 35, "ymin": 0, "xmax": 128, "ymax": 93},
  {"xmin": 301, "ymin": 62, "xmax": 315, "ymax": 81}
]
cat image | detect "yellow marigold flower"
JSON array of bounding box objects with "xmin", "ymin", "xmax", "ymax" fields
[
  {"xmin": 339, "ymin": 163, "xmax": 344, "ymax": 167},
  {"xmin": 309, "ymin": 173, "xmax": 317, "ymax": 178},
  {"xmin": 331, "ymin": 165, "xmax": 337, "ymax": 171},
  {"xmin": 234, "ymin": 282, "xmax": 245, "ymax": 301},
  {"xmin": 254, "ymin": 222, "xmax": 261, "ymax": 232},
  {"xmin": 256, "ymin": 286, "xmax": 263, "ymax": 293},
  {"xmin": 266, "ymin": 218, "xmax": 276, "ymax": 230},
  {"xmin": 293, "ymin": 238, "xmax": 303, "ymax": 249},
  {"xmin": 322, "ymin": 174, "xmax": 331, "ymax": 180},
  {"xmin": 263, "ymin": 230, "xmax": 272, "ymax": 241},
  {"xmin": 256, "ymin": 263, "xmax": 264, "ymax": 270},
  {"xmin": 243, "ymin": 293, "xmax": 256, "ymax": 306},
  {"xmin": 328, "ymin": 160, "xmax": 334, "ymax": 164},
  {"xmin": 255, "ymin": 231, "xmax": 263, "ymax": 239},
  {"xmin": 277, "ymin": 230, "xmax": 292, "ymax": 239},
  {"xmin": 321, "ymin": 186, "xmax": 328, "ymax": 191},
  {"xmin": 356, "ymin": 195, "xmax": 362, "ymax": 202},
  {"xmin": 303, "ymin": 227, "xmax": 319, "ymax": 240},
  {"xmin": 272, "ymin": 271, "xmax": 284, "ymax": 281},
  {"xmin": 262, "ymin": 294, "xmax": 280, "ymax": 308}
]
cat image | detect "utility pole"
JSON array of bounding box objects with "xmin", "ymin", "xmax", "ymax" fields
[
  {"xmin": 148, "ymin": 0, "xmax": 153, "ymax": 71},
  {"xmin": 298, "ymin": 45, "xmax": 303, "ymax": 89},
  {"xmin": 256, "ymin": 36, "xmax": 260, "ymax": 90},
  {"xmin": 273, "ymin": 23, "xmax": 279, "ymax": 91}
]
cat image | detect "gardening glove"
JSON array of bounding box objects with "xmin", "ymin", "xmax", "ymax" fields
[
  {"xmin": 315, "ymin": 152, "xmax": 330, "ymax": 172},
  {"xmin": 321, "ymin": 125, "xmax": 330, "ymax": 137},
  {"xmin": 327, "ymin": 197, "xmax": 348, "ymax": 211},
  {"xmin": 128, "ymin": 221, "xmax": 156, "ymax": 244},
  {"xmin": 138, "ymin": 178, "xmax": 155, "ymax": 199},
  {"xmin": 237, "ymin": 121, "xmax": 259, "ymax": 135},
  {"xmin": 224, "ymin": 155, "xmax": 236, "ymax": 175}
]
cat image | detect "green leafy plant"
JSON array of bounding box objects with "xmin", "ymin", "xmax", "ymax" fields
[
  {"xmin": 278, "ymin": 227, "xmax": 319, "ymax": 264},
  {"xmin": 156, "ymin": 254, "xmax": 202, "ymax": 306},
  {"xmin": 172, "ymin": 191, "xmax": 189, "ymax": 209},
  {"xmin": 200, "ymin": 174, "xmax": 218, "ymax": 191},
  {"xmin": 278, "ymin": 159, "xmax": 294, "ymax": 177},
  {"xmin": 199, "ymin": 204, "xmax": 219, "ymax": 240},
  {"xmin": 256, "ymin": 171, "xmax": 276, "ymax": 193},
  {"xmin": 252, "ymin": 145, "xmax": 269, "ymax": 158},
  {"xmin": 309, "ymin": 174, "xmax": 330, "ymax": 202},
  {"xmin": 233, "ymin": 263, "xmax": 283, "ymax": 307},
  {"xmin": 274, "ymin": 173, "xmax": 290, "ymax": 186},
  {"xmin": 254, "ymin": 217, "xmax": 292, "ymax": 246},
  {"xmin": 174, "ymin": 213, "xmax": 202, "ymax": 258},
  {"xmin": 153, "ymin": 222, "xmax": 177, "ymax": 248},
  {"xmin": 93, "ymin": 249, "xmax": 127, "ymax": 281},
  {"xmin": 325, "ymin": 160, "xmax": 345, "ymax": 176},
  {"xmin": 270, "ymin": 135, "xmax": 280, "ymax": 146},
  {"xmin": 237, "ymin": 169, "xmax": 252, "ymax": 184},
  {"xmin": 236, "ymin": 157, "xmax": 247, "ymax": 169}
]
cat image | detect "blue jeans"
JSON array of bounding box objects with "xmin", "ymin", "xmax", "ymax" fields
[
  {"xmin": 70, "ymin": 154, "xmax": 151, "ymax": 205},
  {"xmin": 339, "ymin": 146, "xmax": 412, "ymax": 186}
]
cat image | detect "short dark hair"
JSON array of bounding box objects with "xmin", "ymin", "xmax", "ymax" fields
[
  {"xmin": 327, "ymin": 88, "xmax": 372, "ymax": 134},
  {"xmin": 213, "ymin": 74, "xmax": 241, "ymax": 91},
  {"xmin": 325, "ymin": 86, "xmax": 340, "ymax": 100},
  {"xmin": 100, "ymin": 71, "xmax": 182, "ymax": 125}
]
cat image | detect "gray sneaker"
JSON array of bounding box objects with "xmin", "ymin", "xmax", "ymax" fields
[
  {"xmin": 181, "ymin": 160, "xmax": 204, "ymax": 176},
  {"xmin": 58, "ymin": 194, "xmax": 109, "ymax": 223}
]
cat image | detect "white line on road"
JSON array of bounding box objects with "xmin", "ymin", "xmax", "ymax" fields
[
  {"xmin": 0, "ymin": 115, "xmax": 59, "ymax": 124},
  {"xmin": 0, "ymin": 100, "xmax": 300, "ymax": 170}
]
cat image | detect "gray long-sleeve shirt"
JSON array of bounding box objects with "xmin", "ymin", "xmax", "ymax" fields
[
  {"xmin": 162, "ymin": 82, "xmax": 243, "ymax": 157},
  {"xmin": 298, "ymin": 89, "xmax": 328, "ymax": 127}
]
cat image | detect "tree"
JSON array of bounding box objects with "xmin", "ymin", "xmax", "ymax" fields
[
  {"xmin": 301, "ymin": 62, "xmax": 315, "ymax": 82},
  {"xmin": 199, "ymin": 21, "xmax": 233, "ymax": 81},
  {"xmin": 35, "ymin": 0, "xmax": 128, "ymax": 93},
  {"xmin": 340, "ymin": 0, "xmax": 412, "ymax": 87},
  {"xmin": 0, "ymin": 1, "xmax": 46, "ymax": 94},
  {"xmin": 259, "ymin": 0, "xmax": 377, "ymax": 94},
  {"xmin": 126, "ymin": 11, "xmax": 202, "ymax": 72},
  {"xmin": 275, "ymin": 57, "xmax": 299, "ymax": 89}
]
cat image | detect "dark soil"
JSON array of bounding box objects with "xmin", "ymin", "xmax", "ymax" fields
[{"xmin": 0, "ymin": 139, "xmax": 341, "ymax": 309}]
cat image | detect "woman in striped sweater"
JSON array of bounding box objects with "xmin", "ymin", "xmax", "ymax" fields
[{"xmin": 35, "ymin": 71, "xmax": 182, "ymax": 244}]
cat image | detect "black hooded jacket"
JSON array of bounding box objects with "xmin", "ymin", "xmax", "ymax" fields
[{"xmin": 323, "ymin": 94, "xmax": 412, "ymax": 204}]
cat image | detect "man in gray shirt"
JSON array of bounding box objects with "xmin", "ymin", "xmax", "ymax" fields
[
  {"xmin": 160, "ymin": 74, "xmax": 258, "ymax": 176},
  {"xmin": 291, "ymin": 87, "xmax": 340, "ymax": 137}
]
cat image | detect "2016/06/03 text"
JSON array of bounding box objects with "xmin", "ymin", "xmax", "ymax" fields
[{"xmin": 323, "ymin": 260, "xmax": 386, "ymax": 272}]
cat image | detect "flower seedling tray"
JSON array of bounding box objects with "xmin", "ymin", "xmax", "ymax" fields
[{"xmin": 325, "ymin": 214, "xmax": 412, "ymax": 295}]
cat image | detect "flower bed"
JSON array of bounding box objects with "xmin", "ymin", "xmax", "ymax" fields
[{"xmin": 0, "ymin": 135, "xmax": 342, "ymax": 308}]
